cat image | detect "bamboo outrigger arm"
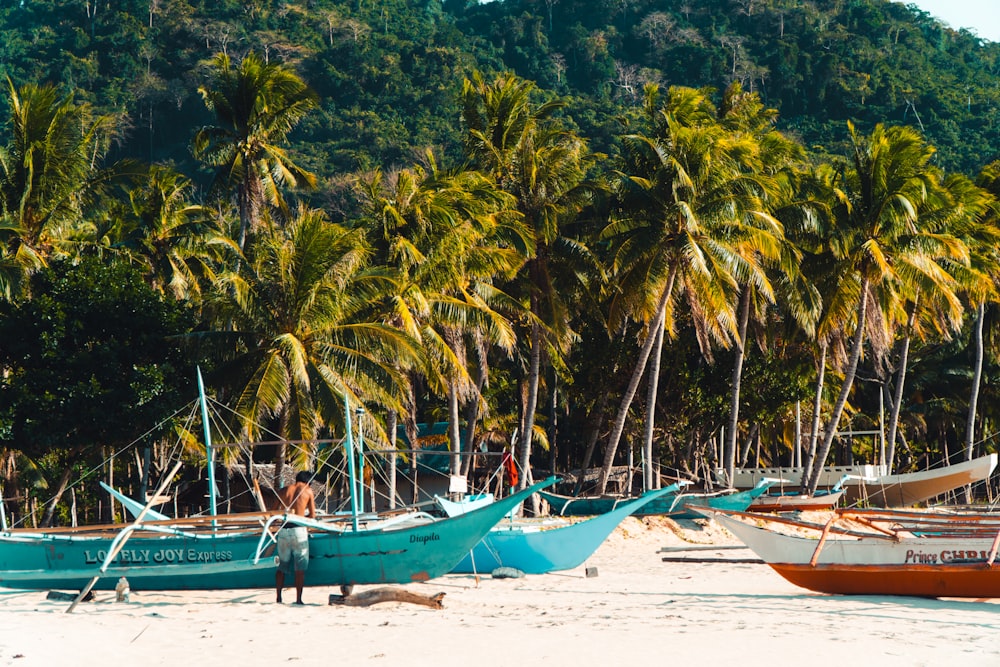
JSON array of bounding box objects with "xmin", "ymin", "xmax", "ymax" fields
[
  {"xmin": 809, "ymin": 514, "xmax": 838, "ymax": 568},
  {"xmin": 67, "ymin": 459, "xmax": 185, "ymax": 613}
]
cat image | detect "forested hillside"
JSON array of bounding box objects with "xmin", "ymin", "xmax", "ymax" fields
[{"xmin": 3, "ymin": 1, "xmax": 999, "ymax": 177}]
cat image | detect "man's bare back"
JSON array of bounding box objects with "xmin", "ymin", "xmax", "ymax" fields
[{"xmin": 276, "ymin": 472, "xmax": 317, "ymax": 518}]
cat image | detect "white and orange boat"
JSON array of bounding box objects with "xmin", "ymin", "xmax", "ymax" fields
[
  {"xmin": 719, "ymin": 453, "xmax": 997, "ymax": 507},
  {"xmin": 713, "ymin": 508, "xmax": 1000, "ymax": 598},
  {"xmin": 747, "ymin": 475, "xmax": 850, "ymax": 512}
]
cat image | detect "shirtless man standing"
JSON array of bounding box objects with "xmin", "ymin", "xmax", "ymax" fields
[{"xmin": 274, "ymin": 470, "xmax": 317, "ymax": 604}]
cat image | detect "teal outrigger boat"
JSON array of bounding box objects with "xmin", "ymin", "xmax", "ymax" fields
[
  {"xmin": 539, "ymin": 479, "xmax": 774, "ymax": 518},
  {"xmin": 443, "ymin": 483, "xmax": 685, "ymax": 575},
  {"xmin": 0, "ymin": 372, "xmax": 558, "ymax": 593},
  {"xmin": 0, "ymin": 478, "xmax": 557, "ymax": 591},
  {"xmin": 666, "ymin": 479, "xmax": 776, "ymax": 519}
]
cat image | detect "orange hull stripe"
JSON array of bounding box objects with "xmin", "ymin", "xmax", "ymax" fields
[{"xmin": 771, "ymin": 563, "xmax": 1000, "ymax": 597}]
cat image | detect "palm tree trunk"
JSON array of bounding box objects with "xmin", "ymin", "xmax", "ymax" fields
[
  {"xmin": 237, "ymin": 182, "xmax": 251, "ymax": 251},
  {"xmin": 517, "ymin": 318, "xmax": 543, "ymax": 491},
  {"xmin": 800, "ymin": 340, "xmax": 828, "ymax": 482},
  {"xmin": 275, "ymin": 406, "xmax": 289, "ymax": 486},
  {"xmin": 460, "ymin": 399, "xmax": 479, "ymax": 479},
  {"xmin": 461, "ymin": 336, "xmax": 488, "ymax": 478},
  {"xmin": 387, "ymin": 409, "xmax": 398, "ymax": 510},
  {"xmin": 447, "ymin": 383, "xmax": 462, "ymax": 478},
  {"xmin": 803, "ymin": 279, "xmax": 870, "ymax": 495},
  {"xmin": 574, "ymin": 393, "xmax": 609, "ymax": 495},
  {"xmin": 597, "ymin": 266, "xmax": 677, "ymax": 494},
  {"xmin": 641, "ymin": 320, "xmax": 665, "ymax": 492},
  {"xmin": 723, "ymin": 287, "xmax": 751, "ymax": 487},
  {"xmin": 548, "ymin": 371, "xmax": 558, "ymax": 476},
  {"xmin": 886, "ymin": 298, "xmax": 917, "ymax": 470},
  {"xmin": 794, "ymin": 401, "xmax": 802, "ymax": 466},
  {"xmin": 965, "ymin": 303, "xmax": 986, "ymax": 503},
  {"xmin": 405, "ymin": 380, "xmax": 420, "ymax": 505},
  {"xmin": 41, "ymin": 463, "xmax": 76, "ymax": 527},
  {"xmin": 740, "ymin": 423, "xmax": 760, "ymax": 468}
]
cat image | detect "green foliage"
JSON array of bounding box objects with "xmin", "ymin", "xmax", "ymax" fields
[
  {"xmin": 2, "ymin": 0, "xmax": 998, "ymax": 178},
  {"xmin": 0, "ymin": 256, "xmax": 195, "ymax": 456},
  {"xmin": 1, "ymin": 0, "xmax": 999, "ymax": 494}
]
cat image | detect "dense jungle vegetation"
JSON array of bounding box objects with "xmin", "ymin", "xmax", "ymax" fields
[{"xmin": 2, "ymin": 0, "xmax": 1000, "ymax": 525}]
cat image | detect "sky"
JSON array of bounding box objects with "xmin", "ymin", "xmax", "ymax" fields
[{"xmin": 898, "ymin": 0, "xmax": 1000, "ymax": 42}]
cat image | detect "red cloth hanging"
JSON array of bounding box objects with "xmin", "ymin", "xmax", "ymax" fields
[{"xmin": 502, "ymin": 449, "xmax": 519, "ymax": 488}]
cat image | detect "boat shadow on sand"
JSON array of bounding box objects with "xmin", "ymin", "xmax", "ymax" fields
[{"xmin": 650, "ymin": 589, "xmax": 1000, "ymax": 621}]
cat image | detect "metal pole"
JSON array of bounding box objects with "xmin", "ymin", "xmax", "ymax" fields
[
  {"xmin": 197, "ymin": 368, "xmax": 217, "ymax": 517},
  {"xmin": 344, "ymin": 395, "xmax": 360, "ymax": 531},
  {"xmin": 355, "ymin": 407, "xmax": 365, "ymax": 513}
]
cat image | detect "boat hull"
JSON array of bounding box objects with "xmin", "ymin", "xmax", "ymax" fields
[
  {"xmin": 538, "ymin": 490, "xmax": 647, "ymax": 516},
  {"xmin": 0, "ymin": 479, "xmax": 557, "ymax": 592},
  {"xmin": 540, "ymin": 482, "xmax": 772, "ymax": 518},
  {"xmin": 669, "ymin": 482, "xmax": 774, "ymax": 519},
  {"xmin": 450, "ymin": 488, "xmax": 672, "ymax": 574},
  {"xmin": 716, "ymin": 513, "xmax": 1000, "ymax": 598},
  {"xmin": 748, "ymin": 490, "xmax": 845, "ymax": 512},
  {"xmin": 771, "ymin": 562, "xmax": 1000, "ymax": 597},
  {"xmin": 720, "ymin": 454, "xmax": 997, "ymax": 507}
]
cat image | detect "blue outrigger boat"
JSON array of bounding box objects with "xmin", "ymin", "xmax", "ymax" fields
[
  {"xmin": 0, "ymin": 478, "xmax": 557, "ymax": 592},
  {"xmin": 666, "ymin": 480, "xmax": 776, "ymax": 519},
  {"xmin": 0, "ymin": 372, "xmax": 557, "ymax": 593},
  {"xmin": 440, "ymin": 483, "xmax": 684, "ymax": 574},
  {"xmin": 538, "ymin": 479, "xmax": 774, "ymax": 518}
]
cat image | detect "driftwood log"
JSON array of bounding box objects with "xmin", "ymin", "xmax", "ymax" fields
[{"xmin": 328, "ymin": 587, "xmax": 445, "ymax": 609}]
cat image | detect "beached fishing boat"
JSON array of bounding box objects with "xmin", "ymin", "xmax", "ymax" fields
[
  {"xmin": 747, "ymin": 475, "xmax": 849, "ymax": 512},
  {"xmin": 538, "ymin": 479, "xmax": 773, "ymax": 518},
  {"xmin": 747, "ymin": 488, "xmax": 846, "ymax": 512},
  {"xmin": 713, "ymin": 508, "xmax": 1000, "ymax": 597},
  {"xmin": 440, "ymin": 484, "xmax": 682, "ymax": 575},
  {"xmin": 718, "ymin": 453, "xmax": 997, "ymax": 507},
  {"xmin": 0, "ymin": 373, "xmax": 558, "ymax": 593},
  {"xmin": 0, "ymin": 479, "xmax": 557, "ymax": 592},
  {"xmin": 667, "ymin": 480, "xmax": 775, "ymax": 519}
]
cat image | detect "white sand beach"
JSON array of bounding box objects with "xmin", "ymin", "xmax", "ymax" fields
[{"xmin": 2, "ymin": 516, "xmax": 999, "ymax": 667}]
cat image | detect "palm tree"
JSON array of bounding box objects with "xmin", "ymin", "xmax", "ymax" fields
[
  {"xmin": 882, "ymin": 172, "xmax": 993, "ymax": 471},
  {"xmin": 959, "ymin": 164, "xmax": 1000, "ymax": 488},
  {"xmin": 359, "ymin": 155, "xmax": 526, "ymax": 480},
  {"xmin": 715, "ymin": 83, "xmax": 818, "ymax": 487},
  {"xmin": 800, "ymin": 123, "xmax": 967, "ymax": 495},
  {"xmin": 0, "ymin": 77, "xmax": 131, "ymax": 273},
  {"xmin": 596, "ymin": 84, "xmax": 778, "ymax": 495},
  {"xmin": 112, "ymin": 165, "xmax": 239, "ymax": 301},
  {"xmin": 193, "ymin": 52, "xmax": 318, "ymax": 251},
  {"xmin": 462, "ymin": 71, "xmax": 600, "ymax": 493},
  {"xmin": 206, "ymin": 206, "xmax": 420, "ymax": 482}
]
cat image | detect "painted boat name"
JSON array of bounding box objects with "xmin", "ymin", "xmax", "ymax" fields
[
  {"xmin": 904, "ymin": 549, "xmax": 991, "ymax": 564},
  {"xmin": 409, "ymin": 533, "xmax": 440, "ymax": 545},
  {"xmin": 83, "ymin": 549, "xmax": 234, "ymax": 564}
]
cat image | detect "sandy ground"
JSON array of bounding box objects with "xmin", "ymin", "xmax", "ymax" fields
[{"xmin": 2, "ymin": 515, "xmax": 999, "ymax": 667}]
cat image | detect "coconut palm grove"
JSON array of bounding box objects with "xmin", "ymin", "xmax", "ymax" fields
[{"xmin": 2, "ymin": 0, "xmax": 1000, "ymax": 526}]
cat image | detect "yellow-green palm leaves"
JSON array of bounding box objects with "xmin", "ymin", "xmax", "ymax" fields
[
  {"xmin": 802, "ymin": 123, "xmax": 967, "ymax": 493},
  {"xmin": 210, "ymin": 207, "xmax": 419, "ymax": 478},
  {"xmin": 193, "ymin": 52, "xmax": 318, "ymax": 250},
  {"xmin": 597, "ymin": 85, "xmax": 784, "ymax": 493}
]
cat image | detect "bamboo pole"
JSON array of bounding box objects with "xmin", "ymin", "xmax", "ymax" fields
[{"xmin": 66, "ymin": 459, "xmax": 184, "ymax": 613}]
